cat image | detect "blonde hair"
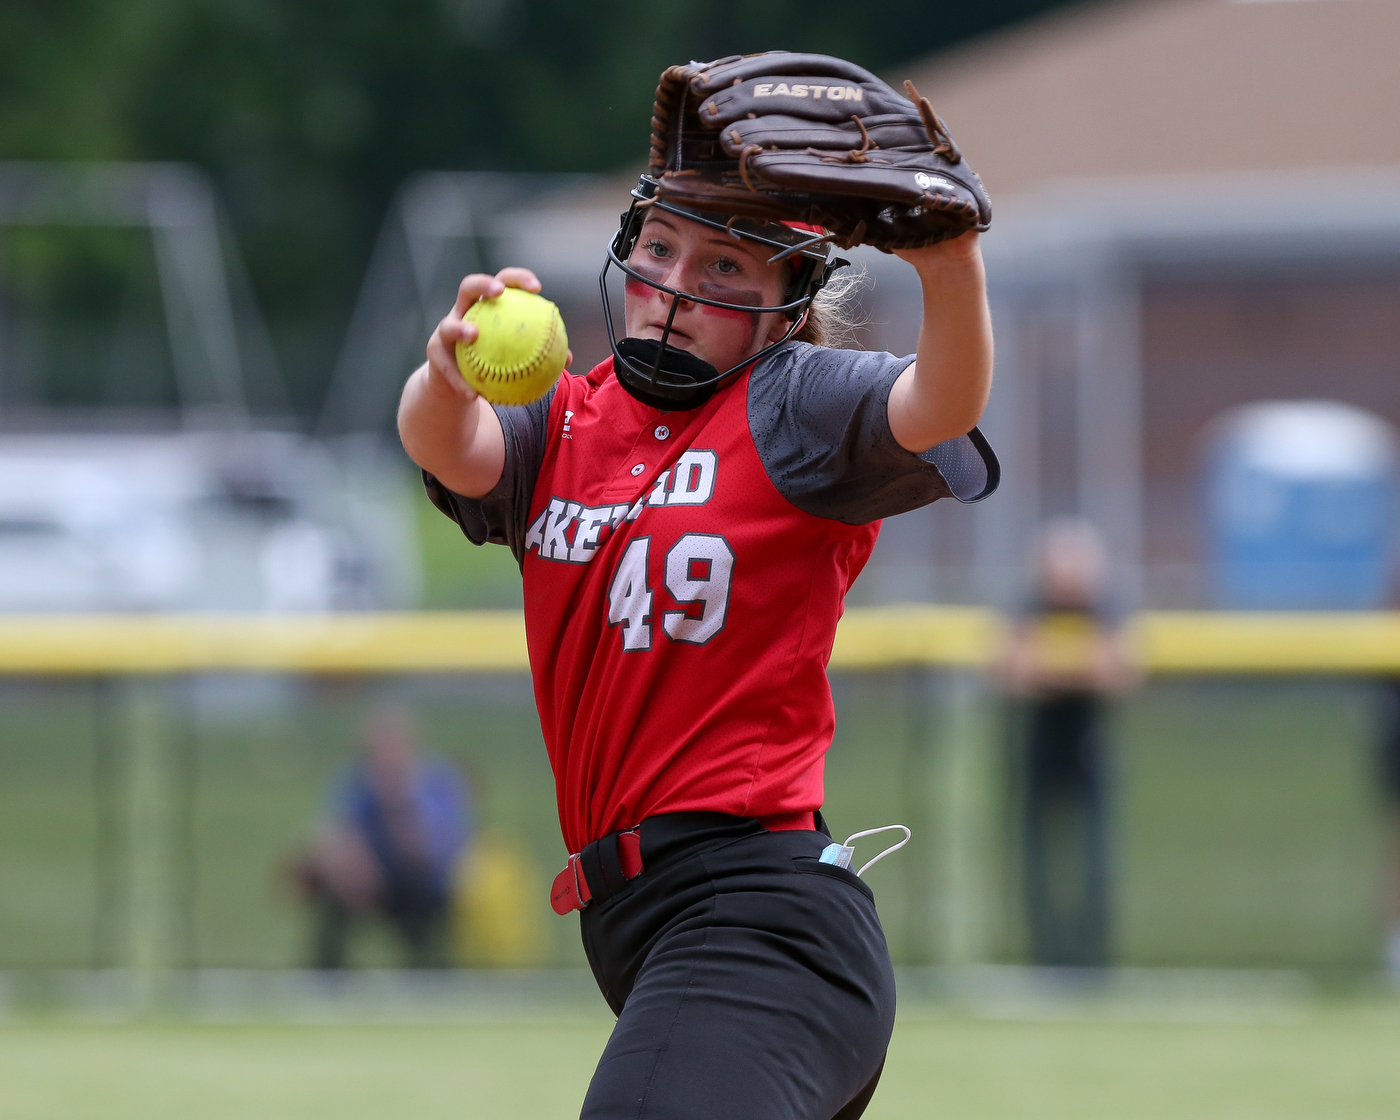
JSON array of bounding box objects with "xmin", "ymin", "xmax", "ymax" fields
[{"xmin": 791, "ymin": 264, "xmax": 868, "ymax": 349}]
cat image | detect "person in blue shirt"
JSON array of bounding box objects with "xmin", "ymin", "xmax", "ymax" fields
[{"xmin": 295, "ymin": 705, "xmax": 470, "ymax": 969}]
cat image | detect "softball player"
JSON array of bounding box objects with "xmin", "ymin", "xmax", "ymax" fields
[{"xmin": 398, "ymin": 52, "xmax": 997, "ymax": 1120}]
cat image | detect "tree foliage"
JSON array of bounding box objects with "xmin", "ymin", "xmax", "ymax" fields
[{"xmin": 0, "ymin": 0, "xmax": 1071, "ymax": 418}]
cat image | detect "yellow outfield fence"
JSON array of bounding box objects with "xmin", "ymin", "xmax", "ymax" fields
[
  {"xmin": 1, "ymin": 605, "xmax": 1393, "ymax": 989},
  {"xmin": 0, "ymin": 606, "xmax": 1397, "ymax": 675}
]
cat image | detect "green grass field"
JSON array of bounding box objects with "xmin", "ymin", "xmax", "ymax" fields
[{"xmin": 3, "ymin": 1005, "xmax": 1399, "ymax": 1119}]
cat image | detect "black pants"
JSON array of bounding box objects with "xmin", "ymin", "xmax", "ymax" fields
[
  {"xmin": 577, "ymin": 813, "xmax": 896, "ymax": 1120},
  {"xmin": 1021, "ymin": 694, "xmax": 1110, "ymax": 967}
]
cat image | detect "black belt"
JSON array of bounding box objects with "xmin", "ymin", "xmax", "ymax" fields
[{"xmin": 549, "ymin": 810, "xmax": 820, "ymax": 915}]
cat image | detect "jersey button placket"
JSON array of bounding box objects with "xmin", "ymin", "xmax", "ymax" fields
[{"xmin": 631, "ymin": 463, "xmax": 645, "ymax": 477}]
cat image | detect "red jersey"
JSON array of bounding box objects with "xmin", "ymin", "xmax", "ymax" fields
[{"xmin": 427, "ymin": 342, "xmax": 996, "ymax": 854}]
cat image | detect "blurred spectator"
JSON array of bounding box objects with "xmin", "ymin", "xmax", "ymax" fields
[
  {"xmin": 293, "ymin": 706, "xmax": 471, "ymax": 969},
  {"xmin": 1000, "ymin": 519, "xmax": 1138, "ymax": 968},
  {"xmin": 1380, "ymin": 679, "xmax": 1400, "ymax": 984}
]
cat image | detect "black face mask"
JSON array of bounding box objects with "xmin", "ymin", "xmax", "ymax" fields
[
  {"xmin": 613, "ymin": 338, "xmax": 723, "ymax": 411},
  {"xmin": 599, "ymin": 176, "xmax": 846, "ymax": 412}
]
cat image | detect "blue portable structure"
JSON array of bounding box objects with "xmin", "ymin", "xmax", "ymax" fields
[{"xmin": 1204, "ymin": 401, "xmax": 1400, "ymax": 610}]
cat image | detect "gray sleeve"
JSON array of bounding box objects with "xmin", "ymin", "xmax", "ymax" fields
[
  {"xmin": 747, "ymin": 342, "xmax": 999, "ymax": 525},
  {"xmin": 422, "ymin": 389, "xmax": 554, "ymax": 569}
]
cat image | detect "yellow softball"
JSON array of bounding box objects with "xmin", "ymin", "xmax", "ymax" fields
[{"xmin": 455, "ymin": 288, "xmax": 568, "ymax": 405}]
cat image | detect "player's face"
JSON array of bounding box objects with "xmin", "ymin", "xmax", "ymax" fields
[{"xmin": 624, "ymin": 212, "xmax": 791, "ymax": 371}]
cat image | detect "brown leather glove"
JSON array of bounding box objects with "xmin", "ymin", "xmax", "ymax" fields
[{"xmin": 648, "ymin": 52, "xmax": 991, "ymax": 252}]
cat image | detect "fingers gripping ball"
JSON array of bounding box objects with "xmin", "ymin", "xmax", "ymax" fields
[{"xmin": 454, "ymin": 288, "xmax": 568, "ymax": 405}]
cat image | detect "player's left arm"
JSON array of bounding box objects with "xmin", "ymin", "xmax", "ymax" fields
[{"xmin": 885, "ymin": 231, "xmax": 993, "ymax": 454}]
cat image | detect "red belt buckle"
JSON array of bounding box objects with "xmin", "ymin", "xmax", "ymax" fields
[
  {"xmin": 549, "ymin": 830, "xmax": 643, "ymax": 915},
  {"xmin": 550, "ymin": 853, "xmax": 591, "ymax": 915}
]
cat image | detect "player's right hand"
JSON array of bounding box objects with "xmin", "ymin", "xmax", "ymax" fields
[{"xmin": 425, "ymin": 267, "xmax": 545, "ymax": 401}]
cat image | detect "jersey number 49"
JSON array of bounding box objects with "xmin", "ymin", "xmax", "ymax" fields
[{"xmin": 606, "ymin": 534, "xmax": 734, "ymax": 651}]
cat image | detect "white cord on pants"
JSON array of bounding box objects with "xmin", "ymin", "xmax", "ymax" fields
[{"xmin": 820, "ymin": 825, "xmax": 912, "ymax": 878}]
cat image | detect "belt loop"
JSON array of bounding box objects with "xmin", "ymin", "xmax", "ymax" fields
[
  {"xmin": 598, "ymin": 832, "xmax": 628, "ymax": 892},
  {"xmin": 579, "ymin": 841, "xmax": 608, "ymax": 901},
  {"xmin": 618, "ymin": 829, "xmax": 643, "ymax": 878}
]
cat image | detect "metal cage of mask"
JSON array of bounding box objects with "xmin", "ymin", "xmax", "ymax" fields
[{"xmin": 599, "ymin": 176, "xmax": 848, "ymax": 411}]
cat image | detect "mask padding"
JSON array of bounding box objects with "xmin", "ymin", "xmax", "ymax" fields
[{"xmin": 614, "ymin": 338, "xmax": 722, "ymax": 412}]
